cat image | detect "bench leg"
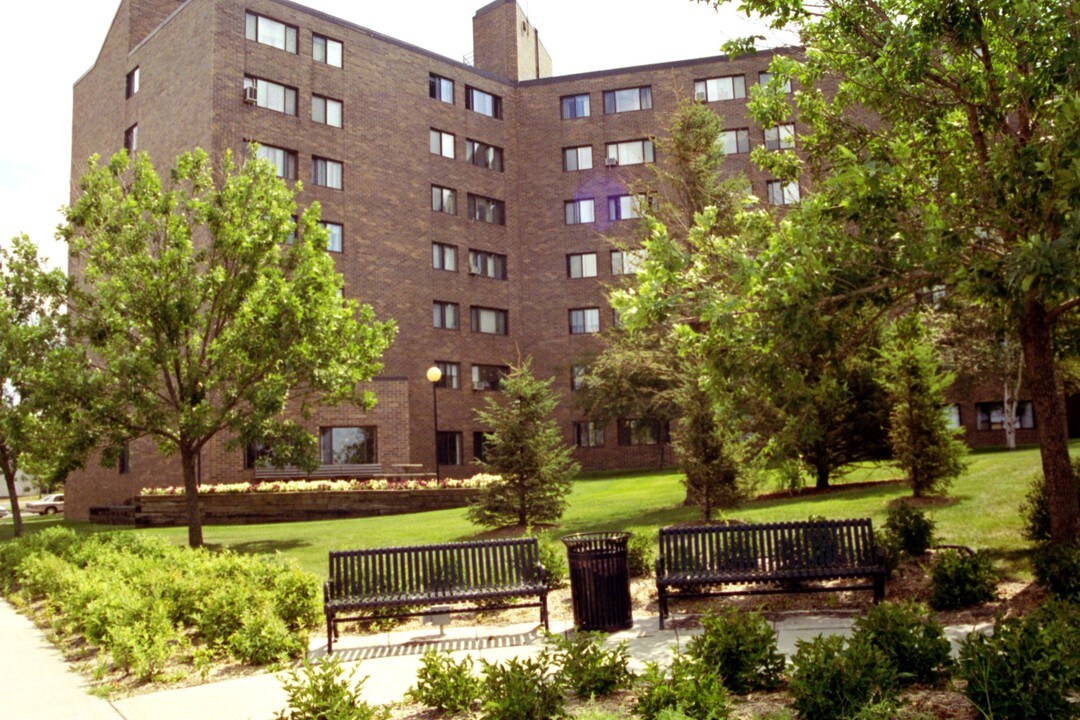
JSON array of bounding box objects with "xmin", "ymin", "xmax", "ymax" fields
[
  {"xmin": 657, "ymin": 587, "xmax": 668, "ymax": 630},
  {"xmin": 873, "ymin": 575, "xmax": 885, "ymax": 604},
  {"xmin": 540, "ymin": 593, "xmax": 549, "ymax": 632},
  {"xmin": 327, "ymin": 615, "xmax": 334, "ymax": 654}
]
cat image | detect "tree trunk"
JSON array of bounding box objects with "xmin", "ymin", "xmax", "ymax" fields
[
  {"xmin": 2, "ymin": 470, "xmax": 24, "ymax": 538},
  {"xmin": 180, "ymin": 446, "xmax": 204, "ymax": 547},
  {"xmin": 1003, "ymin": 378, "xmax": 1017, "ymax": 450},
  {"xmin": 1019, "ymin": 301, "xmax": 1078, "ymax": 545},
  {"xmin": 815, "ymin": 462, "xmax": 830, "ymax": 490}
]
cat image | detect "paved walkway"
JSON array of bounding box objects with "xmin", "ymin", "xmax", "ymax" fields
[{"xmin": 0, "ymin": 600, "xmax": 992, "ymax": 720}]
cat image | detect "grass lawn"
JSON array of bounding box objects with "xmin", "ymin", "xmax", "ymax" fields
[{"xmin": 3, "ymin": 442, "xmax": 1073, "ymax": 579}]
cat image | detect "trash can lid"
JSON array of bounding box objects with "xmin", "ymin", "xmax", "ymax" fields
[{"xmin": 561, "ymin": 531, "xmax": 631, "ymax": 549}]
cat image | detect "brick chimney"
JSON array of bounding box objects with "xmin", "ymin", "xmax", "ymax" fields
[{"xmin": 472, "ymin": 0, "xmax": 552, "ymax": 80}]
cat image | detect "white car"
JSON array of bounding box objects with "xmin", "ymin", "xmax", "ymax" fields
[
  {"xmin": 0, "ymin": 505, "xmax": 8, "ymax": 519},
  {"xmin": 24, "ymin": 494, "xmax": 64, "ymax": 515}
]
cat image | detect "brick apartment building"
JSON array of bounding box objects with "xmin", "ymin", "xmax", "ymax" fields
[{"xmin": 66, "ymin": 0, "xmax": 1068, "ymax": 519}]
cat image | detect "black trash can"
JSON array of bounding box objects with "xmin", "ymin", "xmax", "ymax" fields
[{"xmin": 561, "ymin": 532, "xmax": 633, "ymax": 631}]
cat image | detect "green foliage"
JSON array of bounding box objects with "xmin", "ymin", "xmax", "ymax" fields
[
  {"xmin": 928, "ymin": 550, "xmax": 997, "ymax": 610},
  {"xmin": 1021, "ymin": 458, "xmax": 1080, "ymax": 543},
  {"xmin": 685, "ymin": 608, "xmax": 784, "ymax": 694},
  {"xmin": 851, "ymin": 602, "xmax": 952, "ymax": 686},
  {"xmin": 107, "ymin": 601, "xmax": 184, "ymax": 681},
  {"xmin": 879, "ymin": 315, "xmax": 968, "ymax": 497},
  {"xmin": 957, "ymin": 610, "xmax": 1079, "ymax": 720},
  {"xmin": 58, "ymin": 148, "xmax": 396, "ymax": 546},
  {"xmin": 1033, "ymin": 543, "xmax": 1080, "ymax": 601},
  {"xmin": 626, "ymin": 531, "xmax": 656, "ymax": 578},
  {"xmin": 787, "ymin": 635, "xmax": 896, "ymax": 720},
  {"xmin": 528, "ymin": 530, "xmax": 567, "ymax": 588},
  {"xmin": 546, "ymin": 632, "xmax": 634, "ymax": 698},
  {"xmin": 872, "ymin": 530, "xmax": 902, "ymax": 577},
  {"xmin": 276, "ymin": 657, "xmax": 388, "ymax": 720},
  {"xmin": 469, "ymin": 360, "xmax": 580, "ymax": 528},
  {"xmin": 478, "ymin": 655, "xmax": 566, "ymax": 720},
  {"xmin": 228, "ymin": 607, "xmax": 305, "ymax": 665},
  {"xmin": 408, "ymin": 651, "xmax": 481, "ymax": 714},
  {"xmin": 632, "ymin": 654, "xmax": 730, "ymax": 720},
  {"xmin": 882, "ymin": 503, "xmax": 935, "ymax": 557}
]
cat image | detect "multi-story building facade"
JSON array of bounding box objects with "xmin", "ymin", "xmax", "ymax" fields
[{"xmin": 67, "ymin": 0, "xmax": 1060, "ymax": 519}]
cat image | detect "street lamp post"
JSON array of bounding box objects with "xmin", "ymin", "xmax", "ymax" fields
[{"xmin": 426, "ymin": 365, "xmax": 442, "ymax": 481}]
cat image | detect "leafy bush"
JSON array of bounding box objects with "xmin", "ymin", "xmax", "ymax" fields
[
  {"xmin": 532, "ymin": 532, "xmax": 567, "ymax": 589},
  {"xmin": 872, "ymin": 530, "xmax": 902, "ymax": 577},
  {"xmin": 787, "ymin": 635, "xmax": 896, "ymax": 720},
  {"xmin": 107, "ymin": 600, "xmax": 185, "ymax": 681},
  {"xmin": 685, "ymin": 608, "xmax": 784, "ymax": 694},
  {"xmin": 229, "ymin": 607, "xmax": 306, "ymax": 665},
  {"xmin": 928, "ymin": 550, "xmax": 997, "ymax": 610},
  {"xmin": 851, "ymin": 602, "xmax": 951, "ymax": 685},
  {"xmin": 1032, "ymin": 542, "xmax": 1080, "ymax": 600},
  {"xmin": 408, "ymin": 651, "xmax": 481, "ymax": 714},
  {"xmin": 633, "ymin": 654, "xmax": 730, "ymax": 720},
  {"xmin": 547, "ymin": 632, "xmax": 633, "ymax": 698},
  {"xmin": 882, "ymin": 503, "xmax": 934, "ymax": 556},
  {"xmin": 627, "ymin": 531, "xmax": 656, "ymax": 578},
  {"xmin": 957, "ymin": 611, "xmax": 1078, "ymax": 720},
  {"xmin": 276, "ymin": 656, "xmax": 388, "ymax": 720},
  {"xmin": 1020, "ymin": 457, "xmax": 1080, "ymax": 542},
  {"xmin": 479, "ymin": 655, "xmax": 565, "ymax": 720}
]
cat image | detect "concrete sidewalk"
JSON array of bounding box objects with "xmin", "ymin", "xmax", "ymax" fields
[{"xmin": 1, "ymin": 599, "xmax": 992, "ymax": 720}]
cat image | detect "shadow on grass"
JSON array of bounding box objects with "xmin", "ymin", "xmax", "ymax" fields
[
  {"xmin": 984, "ymin": 546, "xmax": 1037, "ymax": 579},
  {"xmin": 206, "ymin": 539, "xmax": 312, "ymax": 555}
]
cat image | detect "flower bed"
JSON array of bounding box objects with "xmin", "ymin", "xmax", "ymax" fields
[{"xmin": 141, "ymin": 474, "xmax": 496, "ymax": 496}]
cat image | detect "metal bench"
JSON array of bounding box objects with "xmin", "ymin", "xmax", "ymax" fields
[
  {"xmin": 323, "ymin": 537, "xmax": 549, "ymax": 652},
  {"xmin": 656, "ymin": 519, "xmax": 886, "ymax": 629}
]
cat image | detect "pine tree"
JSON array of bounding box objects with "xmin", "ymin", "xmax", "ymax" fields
[{"xmin": 468, "ymin": 360, "xmax": 579, "ymax": 528}]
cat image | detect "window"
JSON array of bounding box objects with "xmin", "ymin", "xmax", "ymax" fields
[
  {"xmin": 563, "ymin": 146, "xmax": 593, "ymax": 172},
  {"xmin": 466, "ymin": 86, "xmax": 502, "ymax": 118},
  {"xmin": 764, "ymin": 123, "xmax": 796, "ymax": 150},
  {"xmin": 432, "ymin": 242, "xmax": 457, "ymax": 271},
  {"xmin": 976, "ymin": 402, "xmax": 1036, "ymax": 431},
  {"xmin": 575, "ymin": 421, "xmax": 604, "ymax": 448},
  {"xmin": 434, "ymin": 361, "xmax": 460, "ymax": 389},
  {"xmin": 312, "ymin": 95, "xmax": 343, "ymax": 127},
  {"xmin": 565, "ymin": 199, "xmax": 595, "ymax": 225},
  {"xmin": 569, "ymin": 308, "xmax": 601, "ymax": 335},
  {"xmin": 719, "ymin": 128, "xmax": 750, "ymax": 155},
  {"xmin": 470, "ymin": 307, "xmax": 508, "ymax": 335},
  {"xmin": 312, "ymin": 157, "xmax": 343, "ymax": 189},
  {"xmin": 767, "ymin": 180, "xmax": 800, "ymax": 206},
  {"xmin": 125, "ymin": 67, "xmax": 140, "ymax": 98},
  {"xmin": 473, "ymin": 431, "xmax": 489, "ymax": 462},
  {"xmin": 312, "ymin": 34, "xmax": 343, "ymax": 67},
  {"xmin": 617, "ymin": 419, "xmax": 667, "ymax": 446},
  {"xmin": 567, "ymin": 253, "xmax": 597, "ymax": 279},
  {"xmin": 320, "ymin": 222, "xmax": 343, "ymax": 252},
  {"xmin": 606, "ymin": 139, "xmax": 655, "ymax": 166},
  {"xmin": 944, "ymin": 404, "xmax": 962, "ymax": 429},
  {"xmin": 243, "ymin": 441, "xmax": 271, "ymax": 470},
  {"xmin": 436, "ymin": 431, "xmax": 463, "ymax": 465},
  {"xmin": 433, "ymin": 301, "xmax": 459, "ymax": 329},
  {"xmin": 467, "ymin": 194, "xmax": 505, "ymax": 225},
  {"xmin": 124, "ymin": 124, "xmax": 138, "ymax": 153},
  {"xmin": 561, "ymin": 93, "xmax": 590, "ymax": 119},
  {"xmin": 759, "ymin": 71, "xmax": 792, "ymax": 93},
  {"xmin": 118, "ymin": 442, "xmax": 130, "ymax": 474},
  {"xmin": 469, "ymin": 250, "xmax": 507, "ymax": 280},
  {"xmin": 429, "ymin": 74, "xmax": 454, "ymax": 104},
  {"xmin": 571, "ymin": 366, "xmax": 588, "ymax": 391},
  {"xmin": 255, "ymin": 144, "xmax": 297, "ymax": 179},
  {"xmin": 432, "ymin": 185, "xmax": 457, "ymax": 214},
  {"xmin": 245, "ymin": 12, "xmax": 297, "ymax": 53},
  {"xmin": 244, "ymin": 77, "xmax": 297, "ymax": 115},
  {"xmin": 694, "ymin": 75, "xmax": 746, "ymax": 102},
  {"xmin": 608, "ymin": 194, "xmax": 651, "ymax": 221},
  {"xmin": 603, "ymin": 86, "xmax": 652, "ymax": 114},
  {"xmin": 320, "ymin": 426, "xmax": 377, "ymax": 464},
  {"xmin": 430, "ymin": 129, "xmax": 455, "ymax": 158},
  {"xmin": 466, "ymin": 139, "xmax": 504, "ymax": 171},
  {"xmin": 611, "ymin": 250, "xmax": 644, "ymax": 276},
  {"xmin": 472, "ymin": 364, "xmax": 509, "ymax": 391}
]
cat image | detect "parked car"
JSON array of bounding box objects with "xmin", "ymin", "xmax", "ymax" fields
[
  {"xmin": 0, "ymin": 505, "xmax": 8, "ymax": 519},
  {"xmin": 24, "ymin": 494, "xmax": 64, "ymax": 515}
]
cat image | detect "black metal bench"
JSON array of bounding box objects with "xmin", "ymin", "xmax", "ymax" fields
[
  {"xmin": 656, "ymin": 519, "xmax": 886, "ymax": 629},
  {"xmin": 323, "ymin": 537, "xmax": 549, "ymax": 652}
]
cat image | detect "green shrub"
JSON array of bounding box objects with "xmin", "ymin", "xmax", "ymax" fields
[
  {"xmin": 532, "ymin": 532, "xmax": 568, "ymax": 589},
  {"xmin": 685, "ymin": 608, "xmax": 784, "ymax": 694},
  {"xmin": 928, "ymin": 550, "xmax": 997, "ymax": 610},
  {"xmin": 957, "ymin": 611, "xmax": 1078, "ymax": 720},
  {"xmin": 276, "ymin": 656, "xmax": 388, "ymax": 720},
  {"xmin": 16, "ymin": 552, "xmax": 77, "ymax": 600},
  {"xmin": 1033, "ymin": 542, "xmax": 1080, "ymax": 601},
  {"xmin": 627, "ymin": 532, "xmax": 656, "ymax": 578},
  {"xmin": 479, "ymin": 655, "xmax": 565, "ymax": 720},
  {"xmin": 872, "ymin": 530, "xmax": 902, "ymax": 577},
  {"xmin": 851, "ymin": 602, "xmax": 951, "ymax": 685},
  {"xmin": 632, "ymin": 654, "xmax": 730, "ymax": 720},
  {"xmin": 408, "ymin": 651, "xmax": 481, "ymax": 714},
  {"xmin": 107, "ymin": 601, "xmax": 185, "ymax": 682},
  {"xmin": 229, "ymin": 607, "xmax": 306, "ymax": 665},
  {"xmin": 882, "ymin": 503, "xmax": 934, "ymax": 556},
  {"xmin": 787, "ymin": 635, "xmax": 896, "ymax": 720},
  {"xmin": 1020, "ymin": 458, "xmax": 1080, "ymax": 543},
  {"xmin": 547, "ymin": 632, "xmax": 633, "ymax": 698}
]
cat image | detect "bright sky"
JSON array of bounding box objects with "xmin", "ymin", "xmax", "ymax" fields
[{"xmin": 0, "ymin": 0, "xmax": 793, "ymax": 271}]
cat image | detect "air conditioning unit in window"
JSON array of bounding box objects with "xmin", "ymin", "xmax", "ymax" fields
[
  {"xmin": 243, "ymin": 85, "xmax": 258, "ymax": 104},
  {"xmin": 604, "ymin": 157, "xmax": 619, "ymax": 167}
]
